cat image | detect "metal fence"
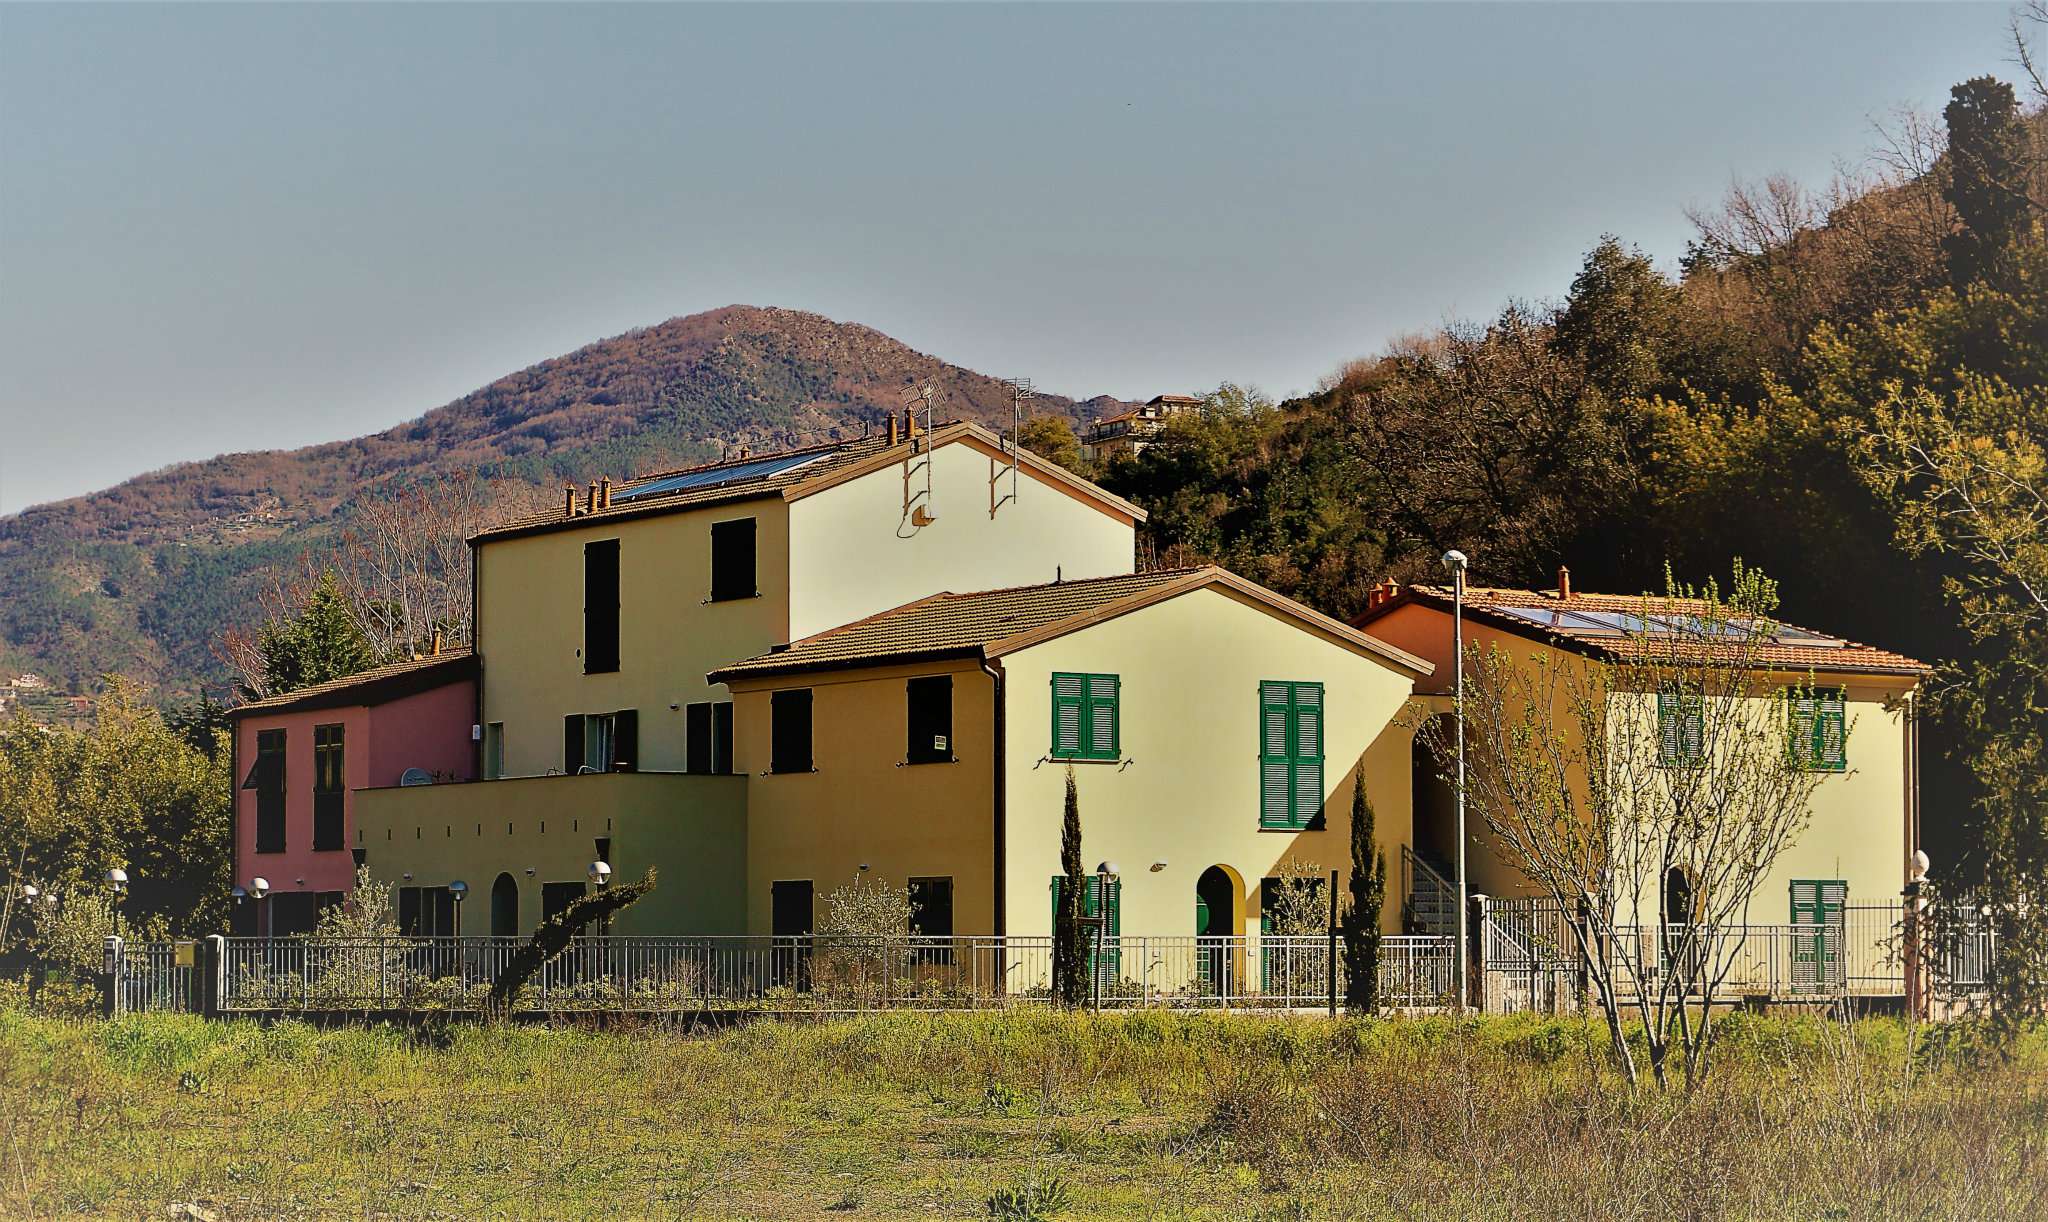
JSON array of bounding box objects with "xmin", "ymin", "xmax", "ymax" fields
[
  {"xmin": 102, "ymin": 932, "xmax": 1457, "ymax": 1016},
  {"xmin": 1477, "ymin": 898, "xmax": 1994, "ymax": 1012},
  {"xmin": 105, "ymin": 939, "xmax": 195, "ymax": 1014}
]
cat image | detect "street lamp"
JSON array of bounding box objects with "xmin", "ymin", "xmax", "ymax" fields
[
  {"xmin": 107, "ymin": 867, "xmax": 130, "ymax": 939},
  {"xmin": 588, "ymin": 860, "xmax": 613, "ymax": 940},
  {"xmin": 448, "ymin": 880, "xmax": 468, "ymax": 938},
  {"xmin": 1442, "ymin": 547, "xmax": 1470, "ymax": 1011},
  {"xmin": 1091, "ymin": 862, "xmax": 1119, "ymax": 1011},
  {"xmin": 250, "ymin": 877, "xmax": 271, "ymax": 945}
]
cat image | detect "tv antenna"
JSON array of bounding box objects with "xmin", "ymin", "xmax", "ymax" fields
[
  {"xmin": 900, "ymin": 383, "xmax": 939, "ymax": 532},
  {"xmin": 993, "ymin": 377, "xmax": 1034, "ymax": 518}
]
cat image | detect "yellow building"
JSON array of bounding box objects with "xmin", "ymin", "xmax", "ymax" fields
[
  {"xmin": 1354, "ymin": 574, "xmax": 1928, "ymax": 947},
  {"xmin": 708, "ymin": 566, "xmax": 1432, "ymax": 944},
  {"xmin": 356, "ymin": 420, "xmax": 1145, "ymax": 931}
]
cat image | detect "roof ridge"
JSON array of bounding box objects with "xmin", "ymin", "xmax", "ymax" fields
[{"xmin": 929, "ymin": 565, "xmax": 1212, "ymax": 604}]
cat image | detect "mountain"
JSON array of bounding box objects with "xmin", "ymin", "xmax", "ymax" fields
[{"xmin": 0, "ymin": 306, "xmax": 1127, "ymax": 708}]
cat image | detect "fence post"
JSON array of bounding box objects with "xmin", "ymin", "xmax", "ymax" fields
[
  {"xmin": 102, "ymin": 935, "xmax": 123, "ymax": 1017},
  {"xmin": 1327, "ymin": 868, "xmax": 1339, "ymax": 1017},
  {"xmin": 200, "ymin": 934, "xmax": 226, "ymax": 1019},
  {"xmin": 1469, "ymin": 895, "xmax": 1489, "ymax": 1014}
]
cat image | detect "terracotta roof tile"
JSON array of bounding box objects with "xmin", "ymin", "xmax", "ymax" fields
[
  {"xmin": 1379, "ymin": 585, "xmax": 1927, "ymax": 676},
  {"xmin": 228, "ymin": 649, "xmax": 477, "ymax": 718}
]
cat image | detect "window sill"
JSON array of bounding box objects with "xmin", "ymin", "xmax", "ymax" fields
[
  {"xmin": 1049, "ymin": 756, "xmax": 1122, "ymax": 766},
  {"xmin": 1258, "ymin": 818, "xmax": 1327, "ymax": 834},
  {"xmin": 902, "ymin": 757, "xmax": 960, "ymax": 767},
  {"xmin": 706, "ymin": 592, "xmax": 762, "ymax": 604},
  {"xmin": 253, "ymin": 847, "xmax": 286, "ymax": 855}
]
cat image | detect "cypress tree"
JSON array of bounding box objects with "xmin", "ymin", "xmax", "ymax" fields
[
  {"xmin": 1052, "ymin": 766, "xmax": 1087, "ymax": 1007},
  {"xmin": 1342, "ymin": 770, "xmax": 1386, "ymax": 1013}
]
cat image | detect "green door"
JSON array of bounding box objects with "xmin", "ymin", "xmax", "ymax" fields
[{"xmin": 1789, "ymin": 879, "xmax": 1847, "ymax": 992}]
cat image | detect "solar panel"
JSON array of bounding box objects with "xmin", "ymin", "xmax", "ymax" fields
[
  {"xmin": 1497, "ymin": 607, "xmax": 1629, "ymax": 635},
  {"xmin": 615, "ymin": 452, "xmax": 826, "ymax": 503}
]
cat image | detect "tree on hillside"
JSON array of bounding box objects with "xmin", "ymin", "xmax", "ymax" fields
[
  {"xmin": 1943, "ymin": 76, "xmax": 2037, "ymax": 293},
  {"xmin": 1052, "ymin": 766, "xmax": 1087, "ymax": 1007},
  {"xmin": 245, "ymin": 572, "xmax": 376, "ymax": 699},
  {"xmin": 1017, "ymin": 414, "xmax": 1086, "ymax": 474},
  {"xmin": 330, "ymin": 472, "xmax": 500, "ymax": 660},
  {"xmin": 1555, "ymin": 236, "xmax": 1681, "ymax": 400},
  {"xmin": 1425, "ymin": 565, "xmax": 1832, "ymax": 1090},
  {"xmin": 1342, "ymin": 772, "xmax": 1387, "ymax": 1013}
]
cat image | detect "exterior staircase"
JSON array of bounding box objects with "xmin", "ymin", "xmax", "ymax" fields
[{"xmin": 1403, "ymin": 847, "xmax": 1458, "ymax": 936}]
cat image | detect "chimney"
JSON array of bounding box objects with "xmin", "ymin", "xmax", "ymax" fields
[
  {"xmin": 564, "ymin": 485, "xmax": 578, "ymax": 517},
  {"xmin": 888, "ymin": 413, "xmax": 899, "ymax": 445},
  {"xmin": 431, "ymin": 629, "xmax": 443, "ymax": 657},
  {"xmin": 586, "ymin": 482, "xmax": 598, "ymax": 515},
  {"xmin": 904, "ymin": 405, "xmax": 920, "ymax": 438},
  {"xmin": 1557, "ymin": 565, "xmax": 1572, "ymax": 600},
  {"xmin": 599, "ymin": 476, "xmax": 612, "ymax": 509}
]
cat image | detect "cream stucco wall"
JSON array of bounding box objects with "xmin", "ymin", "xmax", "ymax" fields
[
  {"xmin": 787, "ymin": 438, "xmax": 1135, "ymax": 639},
  {"xmin": 476, "ymin": 500, "xmax": 791, "ymax": 776},
  {"xmin": 726, "ymin": 658, "xmax": 998, "ymax": 936},
  {"xmin": 1003, "ymin": 587, "xmax": 1422, "ymax": 940},
  {"xmin": 354, "ymin": 772, "xmax": 748, "ymax": 935}
]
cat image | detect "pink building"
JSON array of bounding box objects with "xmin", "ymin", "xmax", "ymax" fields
[{"xmin": 227, "ymin": 650, "xmax": 477, "ymax": 935}]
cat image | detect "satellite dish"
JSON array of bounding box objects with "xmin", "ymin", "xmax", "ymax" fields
[{"xmin": 399, "ymin": 768, "xmax": 434, "ymax": 787}]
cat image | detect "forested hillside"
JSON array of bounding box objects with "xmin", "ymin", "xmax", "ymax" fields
[
  {"xmin": 1082, "ymin": 83, "xmax": 2046, "ymax": 863},
  {"xmin": 0, "ymin": 306, "xmax": 1119, "ymax": 704}
]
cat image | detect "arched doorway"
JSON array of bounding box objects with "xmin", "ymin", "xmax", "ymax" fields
[
  {"xmin": 491, "ymin": 872, "xmax": 520, "ymax": 937},
  {"xmin": 1196, "ymin": 866, "xmax": 1237, "ymax": 996}
]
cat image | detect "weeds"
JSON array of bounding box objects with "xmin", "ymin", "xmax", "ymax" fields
[{"xmin": 0, "ymin": 1009, "xmax": 2041, "ymax": 1218}]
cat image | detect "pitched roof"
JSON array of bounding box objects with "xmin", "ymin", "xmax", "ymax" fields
[
  {"xmin": 226, "ymin": 649, "xmax": 477, "ymax": 719},
  {"xmin": 471, "ymin": 420, "xmax": 1142, "ymax": 544},
  {"xmin": 1356, "ymin": 584, "xmax": 1928, "ymax": 677},
  {"xmin": 709, "ymin": 566, "xmax": 1432, "ymax": 681}
]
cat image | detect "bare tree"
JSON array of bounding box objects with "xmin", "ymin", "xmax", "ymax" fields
[
  {"xmin": 329, "ymin": 472, "xmax": 501, "ymax": 660},
  {"xmin": 1426, "ymin": 564, "xmax": 1832, "ymax": 1090}
]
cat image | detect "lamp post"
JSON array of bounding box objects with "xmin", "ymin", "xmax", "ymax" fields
[
  {"xmin": 106, "ymin": 868, "xmax": 129, "ymax": 940},
  {"xmin": 588, "ymin": 859, "xmax": 612, "ymax": 936},
  {"xmin": 1442, "ymin": 548, "xmax": 1470, "ymax": 1011},
  {"xmin": 250, "ymin": 877, "xmax": 271, "ymax": 950},
  {"xmin": 449, "ymin": 880, "xmax": 468, "ymax": 936},
  {"xmin": 1092, "ymin": 862, "xmax": 1118, "ymax": 1012}
]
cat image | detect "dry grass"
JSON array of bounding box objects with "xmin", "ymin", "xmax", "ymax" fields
[{"xmin": 0, "ymin": 1007, "xmax": 2041, "ymax": 1219}]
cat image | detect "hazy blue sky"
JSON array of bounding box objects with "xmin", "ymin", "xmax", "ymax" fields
[{"xmin": 0, "ymin": 3, "xmax": 2011, "ymax": 514}]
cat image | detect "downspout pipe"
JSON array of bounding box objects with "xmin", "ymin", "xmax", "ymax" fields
[{"xmin": 981, "ymin": 655, "xmax": 1007, "ymax": 937}]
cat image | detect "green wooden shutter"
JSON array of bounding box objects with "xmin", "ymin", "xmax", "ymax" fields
[
  {"xmin": 1052, "ymin": 674, "xmax": 1085, "ymax": 757},
  {"xmin": 1789, "ymin": 879, "xmax": 1849, "ymax": 990},
  {"xmin": 1658, "ymin": 691, "xmax": 1704, "ymax": 766},
  {"xmin": 1293, "ymin": 684, "xmax": 1325, "ymax": 826},
  {"xmin": 1816, "ymin": 691, "xmax": 1846, "ymax": 771},
  {"xmin": 1086, "ymin": 674, "xmax": 1119, "ymax": 758},
  {"xmin": 1260, "ymin": 682, "xmax": 1293, "ymax": 828}
]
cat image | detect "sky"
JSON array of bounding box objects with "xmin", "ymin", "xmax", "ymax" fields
[{"xmin": 0, "ymin": 2, "xmax": 2014, "ymax": 515}]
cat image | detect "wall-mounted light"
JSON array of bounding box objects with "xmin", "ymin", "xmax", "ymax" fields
[{"xmin": 1149, "ymin": 861, "xmax": 1168, "ymax": 873}]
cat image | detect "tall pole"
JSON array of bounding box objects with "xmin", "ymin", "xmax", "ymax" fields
[{"xmin": 1444, "ymin": 549, "xmax": 1470, "ymax": 1011}]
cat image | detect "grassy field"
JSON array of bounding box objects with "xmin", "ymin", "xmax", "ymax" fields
[{"xmin": 0, "ymin": 1008, "xmax": 2043, "ymax": 1220}]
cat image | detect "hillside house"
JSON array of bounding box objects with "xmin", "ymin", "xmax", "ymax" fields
[{"xmin": 1081, "ymin": 394, "xmax": 1200, "ymax": 463}]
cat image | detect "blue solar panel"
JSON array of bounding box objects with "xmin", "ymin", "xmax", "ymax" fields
[{"xmin": 616, "ymin": 452, "xmax": 826, "ymax": 503}]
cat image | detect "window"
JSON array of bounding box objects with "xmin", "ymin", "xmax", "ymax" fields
[
  {"xmin": 1050, "ymin": 672, "xmax": 1118, "ymax": 761},
  {"xmin": 564, "ymin": 710, "xmax": 638, "ymax": 773},
  {"xmin": 249, "ymin": 728, "xmax": 287, "ymax": 853},
  {"xmin": 483, "ymin": 723, "xmax": 504, "ymax": 780},
  {"xmin": 1788, "ymin": 688, "xmax": 1847, "ymax": 772},
  {"xmin": 584, "ymin": 539, "xmax": 620, "ymax": 674},
  {"xmin": 1657, "ymin": 691, "xmax": 1706, "ymax": 767},
  {"xmin": 710, "ymin": 518, "xmax": 757, "ymax": 602},
  {"xmin": 398, "ymin": 885, "xmax": 456, "ymax": 937},
  {"xmin": 1258, "ymin": 681, "xmax": 1325, "ymax": 830},
  {"xmin": 686, "ymin": 701, "xmax": 735, "ymax": 775},
  {"xmin": 909, "ymin": 877, "xmax": 954, "ymax": 938},
  {"xmin": 541, "ymin": 881, "xmax": 586, "ymax": 925},
  {"xmin": 312, "ymin": 723, "xmax": 345, "ymax": 851},
  {"xmin": 770, "ymin": 689, "xmax": 813, "ymax": 774},
  {"xmin": 906, "ymin": 676, "xmax": 953, "ymax": 764}
]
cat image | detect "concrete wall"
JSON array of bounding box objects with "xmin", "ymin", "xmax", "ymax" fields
[
  {"xmin": 352, "ymin": 772, "xmax": 748, "ymax": 935},
  {"xmin": 726, "ymin": 658, "xmax": 997, "ymax": 935},
  {"xmin": 476, "ymin": 501, "xmax": 792, "ymax": 777},
  {"xmin": 1002, "ymin": 586, "xmax": 1421, "ymax": 939},
  {"xmin": 787, "ymin": 437, "xmax": 1135, "ymax": 639}
]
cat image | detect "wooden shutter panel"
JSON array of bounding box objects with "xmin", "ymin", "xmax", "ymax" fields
[
  {"xmin": 564, "ymin": 715, "xmax": 585, "ymax": 774},
  {"xmin": 1817, "ymin": 692, "xmax": 1846, "ymax": 770},
  {"xmin": 1294, "ymin": 684, "xmax": 1324, "ymax": 825},
  {"xmin": 1087, "ymin": 674, "xmax": 1118, "ymax": 757},
  {"xmin": 1052, "ymin": 674, "xmax": 1085, "ymax": 757},
  {"xmin": 1658, "ymin": 692, "xmax": 1681, "ymax": 764},
  {"xmin": 613, "ymin": 709, "xmax": 638, "ymax": 772},
  {"xmin": 1260, "ymin": 681, "xmax": 1291, "ymax": 827}
]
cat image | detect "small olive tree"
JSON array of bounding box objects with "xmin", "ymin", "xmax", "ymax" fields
[
  {"xmin": 816, "ymin": 872, "xmax": 916, "ymax": 1000},
  {"xmin": 1428, "ymin": 563, "xmax": 1832, "ymax": 1090}
]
